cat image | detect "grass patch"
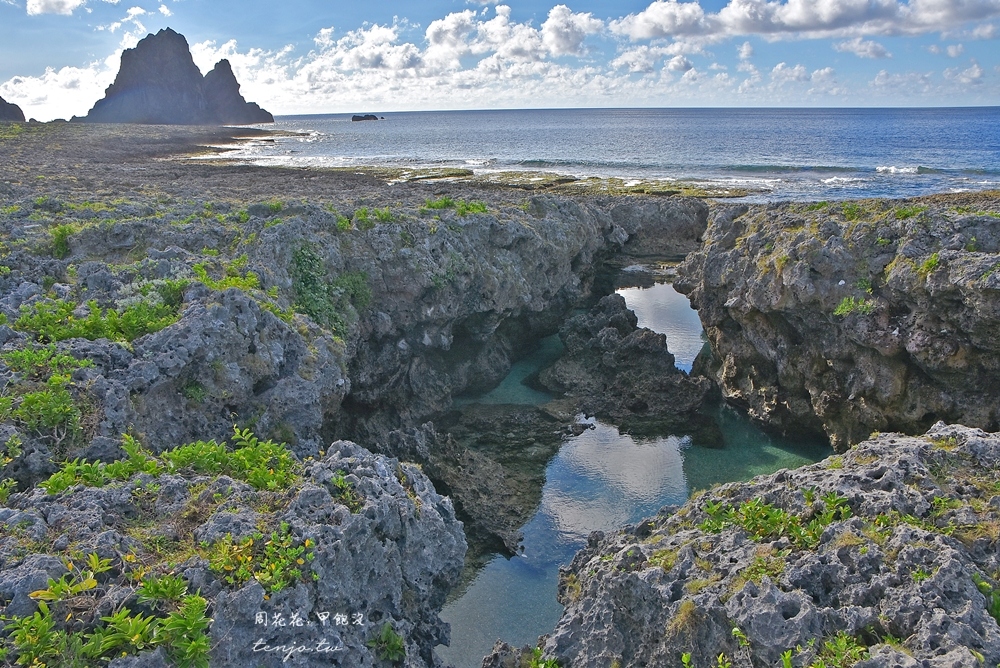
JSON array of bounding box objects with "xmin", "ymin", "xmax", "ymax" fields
[
  {"xmin": 895, "ymin": 205, "xmax": 927, "ymax": 220},
  {"xmin": 917, "ymin": 252, "xmax": 940, "ymax": 278},
  {"xmin": 40, "ymin": 428, "xmax": 303, "ymax": 494},
  {"xmin": 833, "ymin": 296, "xmax": 875, "ymax": 317},
  {"xmin": 15, "ymin": 298, "xmax": 180, "ymax": 344},
  {"xmin": 700, "ymin": 493, "xmax": 851, "ymax": 550}
]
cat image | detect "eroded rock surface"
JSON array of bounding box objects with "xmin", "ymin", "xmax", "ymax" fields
[
  {"xmin": 517, "ymin": 424, "xmax": 1000, "ymax": 668},
  {"xmin": 676, "ymin": 195, "xmax": 1000, "ymax": 450},
  {"xmin": 538, "ymin": 293, "xmax": 713, "ymax": 431},
  {"xmin": 0, "ymin": 440, "xmax": 464, "ymax": 667}
]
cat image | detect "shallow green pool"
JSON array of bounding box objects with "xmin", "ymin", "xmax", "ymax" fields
[{"xmin": 436, "ymin": 284, "xmax": 831, "ymax": 668}]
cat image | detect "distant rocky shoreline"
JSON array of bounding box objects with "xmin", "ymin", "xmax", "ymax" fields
[{"xmin": 0, "ymin": 122, "xmax": 999, "ymax": 667}]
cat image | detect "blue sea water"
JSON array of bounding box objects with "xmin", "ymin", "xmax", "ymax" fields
[{"xmin": 228, "ymin": 107, "xmax": 1000, "ymax": 201}]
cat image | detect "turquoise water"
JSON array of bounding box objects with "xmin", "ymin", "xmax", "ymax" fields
[{"xmin": 436, "ymin": 284, "xmax": 831, "ymax": 668}]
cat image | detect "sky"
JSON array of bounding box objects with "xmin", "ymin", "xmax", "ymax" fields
[{"xmin": 1, "ymin": 0, "xmax": 999, "ymax": 121}]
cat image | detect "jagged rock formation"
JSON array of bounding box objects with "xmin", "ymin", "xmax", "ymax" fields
[
  {"xmin": 538, "ymin": 293, "xmax": 713, "ymax": 430},
  {"xmin": 203, "ymin": 59, "xmax": 273, "ymax": 125},
  {"xmin": 505, "ymin": 423, "xmax": 1000, "ymax": 667},
  {"xmin": 676, "ymin": 195, "xmax": 1000, "ymax": 450},
  {"xmin": 78, "ymin": 28, "xmax": 272, "ymax": 125},
  {"xmin": 0, "ymin": 95, "xmax": 25, "ymax": 122}
]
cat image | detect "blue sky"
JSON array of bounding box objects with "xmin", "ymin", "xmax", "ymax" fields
[{"xmin": 2, "ymin": 0, "xmax": 998, "ymax": 121}]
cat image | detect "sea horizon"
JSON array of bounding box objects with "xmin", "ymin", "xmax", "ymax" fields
[{"xmin": 221, "ymin": 106, "xmax": 1000, "ymax": 202}]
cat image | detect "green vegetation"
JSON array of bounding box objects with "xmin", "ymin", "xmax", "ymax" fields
[
  {"xmin": 526, "ymin": 647, "xmax": 557, "ymax": 668},
  {"xmin": 367, "ymin": 622, "xmax": 406, "ymax": 663},
  {"xmin": 336, "ymin": 214, "xmax": 352, "ymax": 231},
  {"xmin": 50, "ymin": 225, "xmax": 73, "ymax": 260},
  {"xmin": 833, "ymin": 296, "xmax": 875, "ymax": 317},
  {"xmin": 290, "ymin": 244, "xmax": 371, "ymax": 335},
  {"xmin": 0, "ymin": 345, "xmax": 94, "ymax": 448},
  {"xmin": 700, "ymin": 493, "xmax": 851, "ymax": 550},
  {"xmin": 804, "ymin": 201, "xmax": 829, "ymax": 212},
  {"xmin": 353, "ymin": 207, "xmax": 374, "ymax": 231},
  {"xmin": 841, "ymin": 202, "xmax": 863, "ymax": 221},
  {"xmin": 204, "ymin": 521, "xmax": 314, "ymax": 593},
  {"xmin": 40, "ymin": 428, "xmax": 303, "ymax": 494},
  {"xmin": 421, "ymin": 196, "xmax": 488, "ymax": 216},
  {"xmin": 192, "ymin": 254, "xmax": 260, "ymax": 292},
  {"xmin": 328, "ymin": 470, "xmax": 364, "ymax": 512},
  {"xmin": 918, "ymin": 252, "xmax": 940, "ymax": 278},
  {"xmin": 973, "ymin": 573, "xmax": 1000, "ymax": 625},
  {"xmin": 267, "ymin": 200, "xmax": 284, "ymax": 214},
  {"xmin": 374, "ymin": 207, "xmax": 393, "ymax": 222},
  {"xmin": 810, "ymin": 632, "xmax": 869, "ymax": 667},
  {"xmin": 895, "ymin": 205, "xmax": 927, "ymax": 220},
  {"xmin": 0, "ymin": 556, "xmax": 210, "ymax": 668},
  {"xmin": 15, "ymin": 298, "xmax": 180, "ymax": 344}
]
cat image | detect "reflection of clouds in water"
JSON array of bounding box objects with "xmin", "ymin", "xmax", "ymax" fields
[
  {"xmin": 618, "ymin": 283, "xmax": 705, "ymax": 372},
  {"xmin": 538, "ymin": 423, "xmax": 688, "ymax": 542}
]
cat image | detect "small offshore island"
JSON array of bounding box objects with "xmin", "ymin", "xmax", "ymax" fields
[{"xmin": 1, "ymin": 33, "xmax": 1000, "ymax": 668}]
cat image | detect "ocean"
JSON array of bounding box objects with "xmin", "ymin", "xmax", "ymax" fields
[{"xmin": 226, "ymin": 107, "xmax": 1000, "ymax": 201}]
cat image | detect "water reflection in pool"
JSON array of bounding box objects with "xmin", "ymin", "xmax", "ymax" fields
[{"xmin": 436, "ymin": 283, "xmax": 830, "ymax": 668}]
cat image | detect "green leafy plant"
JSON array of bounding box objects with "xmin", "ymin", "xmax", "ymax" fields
[
  {"xmin": 895, "ymin": 205, "xmax": 927, "ymax": 220},
  {"xmin": 374, "ymin": 207, "xmax": 393, "ymax": 222},
  {"xmin": 50, "ymin": 225, "xmax": 73, "ymax": 260},
  {"xmin": 456, "ymin": 200, "xmax": 487, "ymax": 216},
  {"xmin": 809, "ymin": 632, "xmax": 869, "ymax": 667},
  {"xmin": 368, "ymin": 622, "xmax": 406, "ymax": 663},
  {"xmin": 205, "ymin": 522, "xmax": 314, "ymax": 593},
  {"xmin": 526, "ymin": 647, "xmax": 558, "ymax": 668},
  {"xmin": 833, "ymin": 296, "xmax": 874, "ymax": 317},
  {"xmin": 354, "ymin": 207, "xmax": 373, "ymax": 230},
  {"xmin": 918, "ymin": 252, "xmax": 940, "ymax": 278},
  {"xmin": 973, "ymin": 573, "xmax": 1000, "ymax": 624},
  {"xmin": 15, "ymin": 298, "xmax": 179, "ymax": 343},
  {"xmin": 329, "ymin": 471, "xmax": 363, "ymax": 512},
  {"xmin": 290, "ymin": 244, "xmax": 371, "ymax": 335},
  {"xmin": 2, "ymin": 344, "xmax": 93, "ymax": 380},
  {"xmin": 136, "ymin": 573, "xmax": 188, "ymax": 607},
  {"xmin": 700, "ymin": 494, "xmax": 851, "ymax": 550}
]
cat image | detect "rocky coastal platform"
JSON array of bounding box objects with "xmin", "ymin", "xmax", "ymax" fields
[{"xmin": 1, "ymin": 121, "xmax": 999, "ymax": 668}]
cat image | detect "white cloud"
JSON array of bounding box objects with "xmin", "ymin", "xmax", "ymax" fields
[
  {"xmin": 158, "ymin": 3, "xmax": 170, "ymax": 16},
  {"xmin": 666, "ymin": 54, "xmax": 694, "ymax": 71},
  {"xmin": 770, "ymin": 61, "xmax": 809, "ymax": 84},
  {"xmin": 945, "ymin": 59, "xmax": 984, "ymax": 83},
  {"xmin": 737, "ymin": 40, "xmax": 753, "ymax": 59},
  {"xmin": 971, "ymin": 22, "xmax": 997, "ymax": 38},
  {"xmin": 610, "ymin": 1, "xmax": 710, "ymax": 40},
  {"xmin": 871, "ymin": 68, "xmax": 932, "ymax": 93},
  {"xmin": 610, "ymin": 46, "xmax": 670, "ymax": 72},
  {"xmin": 612, "ymin": 0, "xmax": 1000, "ymax": 41},
  {"xmin": 834, "ymin": 36, "xmax": 891, "ymax": 57},
  {"xmin": 0, "ymin": 55, "xmax": 117, "ymax": 120},
  {"xmin": 26, "ymin": 0, "xmax": 85, "ymax": 15},
  {"xmin": 947, "ymin": 43, "xmax": 965, "ymax": 56},
  {"xmin": 541, "ymin": 5, "xmax": 603, "ymax": 56}
]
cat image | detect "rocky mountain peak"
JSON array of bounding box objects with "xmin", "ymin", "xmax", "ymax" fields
[
  {"xmin": 0, "ymin": 95, "xmax": 25, "ymax": 122},
  {"xmin": 77, "ymin": 28, "xmax": 272, "ymax": 125}
]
